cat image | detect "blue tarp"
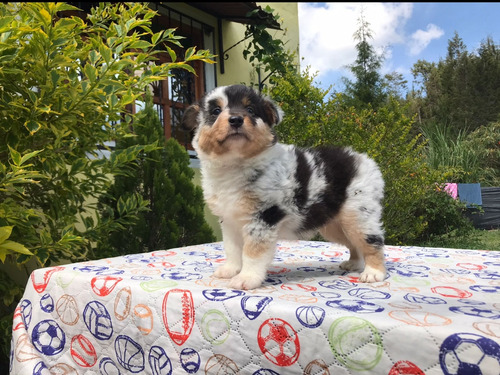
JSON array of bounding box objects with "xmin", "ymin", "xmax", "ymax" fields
[{"xmin": 457, "ymin": 183, "xmax": 482, "ymax": 207}]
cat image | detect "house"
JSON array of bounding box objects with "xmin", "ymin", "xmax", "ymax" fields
[
  {"xmin": 69, "ymin": 2, "xmax": 299, "ymax": 148},
  {"xmin": 68, "ymin": 2, "xmax": 300, "ymax": 239},
  {"xmin": 146, "ymin": 2, "xmax": 300, "ymax": 150},
  {"xmin": 153, "ymin": 3, "xmax": 300, "ymax": 240}
]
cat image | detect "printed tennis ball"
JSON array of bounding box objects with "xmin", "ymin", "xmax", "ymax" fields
[{"xmin": 328, "ymin": 316, "xmax": 383, "ymax": 371}]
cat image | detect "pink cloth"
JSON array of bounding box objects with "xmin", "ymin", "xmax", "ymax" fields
[{"xmin": 444, "ymin": 183, "xmax": 458, "ymax": 199}]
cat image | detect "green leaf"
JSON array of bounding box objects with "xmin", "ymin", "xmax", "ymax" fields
[
  {"xmin": 151, "ymin": 30, "xmax": 163, "ymax": 45},
  {"xmin": 8, "ymin": 146, "xmax": 21, "ymax": 166},
  {"xmin": 129, "ymin": 40, "xmax": 151, "ymax": 50},
  {"xmin": 0, "ymin": 226, "xmax": 13, "ymax": 244},
  {"xmin": 0, "ymin": 240, "xmax": 33, "ymax": 256},
  {"xmin": 166, "ymin": 46, "xmax": 177, "ymax": 62},
  {"xmin": 24, "ymin": 120, "xmax": 42, "ymax": 135},
  {"xmin": 20, "ymin": 149, "xmax": 43, "ymax": 165},
  {"xmin": 84, "ymin": 64, "xmax": 97, "ymax": 82}
]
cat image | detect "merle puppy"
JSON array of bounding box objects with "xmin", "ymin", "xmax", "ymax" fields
[{"xmin": 182, "ymin": 85, "xmax": 386, "ymax": 290}]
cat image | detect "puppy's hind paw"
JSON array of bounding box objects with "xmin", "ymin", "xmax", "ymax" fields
[
  {"xmin": 229, "ymin": 273, "xmax": 264, "ymax": 290},
  {"xmin": 339, "ymin": 259, "xmax": 364, "ymax": 272},
  {"xmin": 213, "ymin": 263, "xmax": 241, "ymax": 279},
  {"xmin": 359, "ymin": 265, "xmax": 386, "ymax": 283}
]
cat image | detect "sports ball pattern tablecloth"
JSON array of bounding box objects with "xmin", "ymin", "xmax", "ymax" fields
[{"xmin": 9, "ymin": 241, "xmax": 500, "ymax": 374}]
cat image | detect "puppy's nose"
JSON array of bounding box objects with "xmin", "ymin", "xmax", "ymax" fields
[{"xmin": 229, "ymin": 116, "xmax": 244, "ymax": 128}]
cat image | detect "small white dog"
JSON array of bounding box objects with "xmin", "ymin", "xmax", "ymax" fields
[{"xmin": 182, "ymin": 85, "xmax": 386, "ymax": 290}]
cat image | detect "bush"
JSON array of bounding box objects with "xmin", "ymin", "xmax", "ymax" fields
[
  {"xmin": 98, "ymin": 93, "xmax": 215, "ymax": 257},
  {"xmin": 414, "ymin": 187, "xmax": 476, "ymax": 242},
  {"xmin": 462, "ymin": 121, "xmax": 500, "ymax": 186},
  {"xmin": 0, "ymin": 2, "xmax": 213, "ymax": 368},
  {"xmin": 270, "ymin": 68, "xmax": 442, "ymax": 245}
]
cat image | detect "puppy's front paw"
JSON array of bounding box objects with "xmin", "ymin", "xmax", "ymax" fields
[
  {"xmin": 213, "ymin": 263, "xmax": 241, "ymax": 279},
  {"xmin": 229, "ymin": 273, "xmax": 264, "ymax": 290},
  {"xmin": 359, "ymin": 265, "xmax": 386, "ymax": 283}
]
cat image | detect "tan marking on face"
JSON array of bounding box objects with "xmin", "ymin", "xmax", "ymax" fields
[
  {"xmin": 196, "ymin": 111, "xmax": 274, "ymax": 158},
  {"xmin": 238, "ymin": 119, "xmax": 275, "ymax": 158},
  {"xmin": 196, "ymin": 110, "xmax": 231, "ymax": 155}
]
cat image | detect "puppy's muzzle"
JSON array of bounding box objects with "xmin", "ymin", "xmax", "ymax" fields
[{"xmin": 229, "ymin": 115, "xmax": 244, "ymax": 129}]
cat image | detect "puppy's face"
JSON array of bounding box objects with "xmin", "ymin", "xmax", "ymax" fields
[{"xmin": 182, "ymin": 85, "xmax": 282, "ymax": 160}]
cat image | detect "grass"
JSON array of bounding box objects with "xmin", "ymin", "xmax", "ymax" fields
[
  {"xmin": 477, "ymin": 229, "xmax": 500, "ymax": 250},
  {"xmin": 420, "ymin": 229, "xmax": 500, "ymax": 251}
]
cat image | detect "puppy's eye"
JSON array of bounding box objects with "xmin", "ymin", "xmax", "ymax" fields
[
  {"xmin": 212, "ymin": 107, "xmax": 221, "ymax": 116},
  {"xmin": 246, "ymin": 106, "xmax": 255, "ymax": 115}
]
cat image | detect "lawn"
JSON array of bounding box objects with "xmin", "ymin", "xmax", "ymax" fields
[{"xmin": 420, "ymin": 229, "xmax": 500, "ymax": 251}]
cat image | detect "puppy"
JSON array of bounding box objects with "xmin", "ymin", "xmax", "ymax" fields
[{"xmin": 182, "ymin": 85, "xmax": 386, "ymax": 290}]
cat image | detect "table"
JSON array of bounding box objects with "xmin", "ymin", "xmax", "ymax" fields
[{"xmin": 9, "ymin": 241, "xmax": 500, "ymax": 374}]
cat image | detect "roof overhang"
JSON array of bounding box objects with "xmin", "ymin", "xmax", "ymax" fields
[{"xmin": 186, "ymin": 2, "xmax": 281, "ymax": 30}]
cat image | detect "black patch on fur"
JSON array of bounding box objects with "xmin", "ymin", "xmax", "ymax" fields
[
  {"xmin": 366, "ymin": 235, "xmax": 384, "ymax": 248},
  {"xmin": 260, "ymin": 205, "xmax": 286, "ymax": 227},
  {"xmin": 293, "ymin": 149, "xmax": 311, "ymax": 209},
  {"xmin": 248, "ymin": 169, "xmax": 264, "ymax": 184},
  {"xmin": 300, "ymin": 146, "xmax": 357, "ymax": 232},
  {"xmin": 224, "ymin": 85, "xmax": 277, "ymax": 127},
  {"xmin": 207, "ymin": 98, "xmax": 221, "ymax": 124}
]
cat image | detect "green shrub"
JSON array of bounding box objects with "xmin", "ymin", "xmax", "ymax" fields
[
  {"xmin": 270, "ymin": 68, "xmax": 442, "ymax": 245},
  {"xmin": 421, "ymin": 122, "xmax": 482, "ymax": 183},
  {"xmin": 462, "ymin": 121, "xmax": 500, "ymax": 186},
  {"xmin": 98, "ymin": 93, "xmax": 215, "ymax": 257},
  {"xmin": 0, "ymin": 2, "xmax": 213, "ymax": 367},
  {"xmin": 414, "ymin": 187, "xmax": 476, "ymax": 242}
]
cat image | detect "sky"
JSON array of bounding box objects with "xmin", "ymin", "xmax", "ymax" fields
[{"xmin": 298, "ymin": 2, "xmax": 500, "ymax": 93}]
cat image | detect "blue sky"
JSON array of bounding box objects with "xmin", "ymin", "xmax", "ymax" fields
[{"xmin": 298, "ymin": 3, "xmax": 500, "ymax": 93}]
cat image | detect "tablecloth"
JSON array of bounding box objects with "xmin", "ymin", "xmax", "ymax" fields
[{"xmin": 9, "ymin": 240, "xmax": 500, "ymax": 374}]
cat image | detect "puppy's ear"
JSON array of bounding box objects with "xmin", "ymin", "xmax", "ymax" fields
[
  {"xmin": 263, "ymin": 98, "xmax": 283, "ymax": 127},
  {"xmin": 181, "ymin": 104, "xmax": 201, "ymax": 131}
]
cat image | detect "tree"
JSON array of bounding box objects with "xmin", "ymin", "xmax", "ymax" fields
[
  {"xmin": 412, "ymin": 32, "xmax": 500, "ymax": 134},
  {"xmin": 342, "ymin": 11, "xmax": 387, "ymax": 109},
  {"xmin": 98, "ymin": 93, "xmax": 215, "ymax": 257},
  {"xmin": 0, "ymin": 2, "xmax": 213, "ymax": 368}
]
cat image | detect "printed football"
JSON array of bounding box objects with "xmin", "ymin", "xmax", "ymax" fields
[{"xmin": 439, "ymin": 333, "xmax": 500, "ymax": 375}]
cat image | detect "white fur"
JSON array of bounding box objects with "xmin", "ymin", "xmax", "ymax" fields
[{"xmin": 185, "ymin": 85, "xmax": 387, "ymax": 289}]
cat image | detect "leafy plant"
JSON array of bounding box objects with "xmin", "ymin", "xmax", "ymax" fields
[
  {"xmin": 98, "ymin": 93, "xmax": 215, "ymax": 257},
  {"xmin": 270, "ymin": 68, "xmax": 442, "ymax": 245},
  {"xmin": 0, "ymin": 2, "xmax": 214, "ymax": 368},
  {"xmin": 242, "ymin": 6, "xmax": 297, "ymax": 89}
]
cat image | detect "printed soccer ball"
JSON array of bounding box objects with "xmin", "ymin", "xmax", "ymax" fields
[
  {"xmin": 439, "ymin": 333, "xmax": 500, "ymax": 375},
  {"xmin": 32, "ymin": 320, "xmax": 66, "ymax": 356}
]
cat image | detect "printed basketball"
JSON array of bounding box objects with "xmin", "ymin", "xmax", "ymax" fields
[
  {"xmin": 205, "ymin": 354, "xmax": 239, "ymax": 374},
  {"xmin": 114, "ymin": 335, "xmax": 145, "ymax": 373}
]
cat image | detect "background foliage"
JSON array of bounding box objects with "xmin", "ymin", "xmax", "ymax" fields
[
  {"xmin": 98, "ymin": 93, "xmax": 215, "ymax": 258},
  {"xmin": 270, "ymin": 68, "xmax": 440, "ymax": 245},
  {"xmin": 0, "ymin": 2, "xmax": 213, "ymax": 368}
]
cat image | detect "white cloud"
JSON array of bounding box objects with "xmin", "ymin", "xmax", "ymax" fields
[
  {"xmin": 408, "ymin": 24, "xmax": 444, "ymax": 56},
  {"xmin": 298, "ymin": 3, "xmax": 413, "ymax": 78}
]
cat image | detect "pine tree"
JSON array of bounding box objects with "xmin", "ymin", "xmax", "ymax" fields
[
  {"xmin": 99, "ymin": 93, "xmax": 215, "ymax": 255},
  {"xmin": 343, "ymin": 11, "xmax": 387, "ymax": 109}
]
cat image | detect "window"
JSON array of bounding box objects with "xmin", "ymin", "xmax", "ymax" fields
[{"xmin": 148, "ymin": 4, "xmax": 216, "ymax": 150}]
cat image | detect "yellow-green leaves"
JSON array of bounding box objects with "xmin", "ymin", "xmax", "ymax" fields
[{"xmin": 0, "ymin": 226, "xmax": 33, "ymax": 263}]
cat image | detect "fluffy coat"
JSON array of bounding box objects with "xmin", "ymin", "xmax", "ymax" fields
[{"xmin": 182, "ymin": 85, "xmax": 386, "ymax": 290}]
